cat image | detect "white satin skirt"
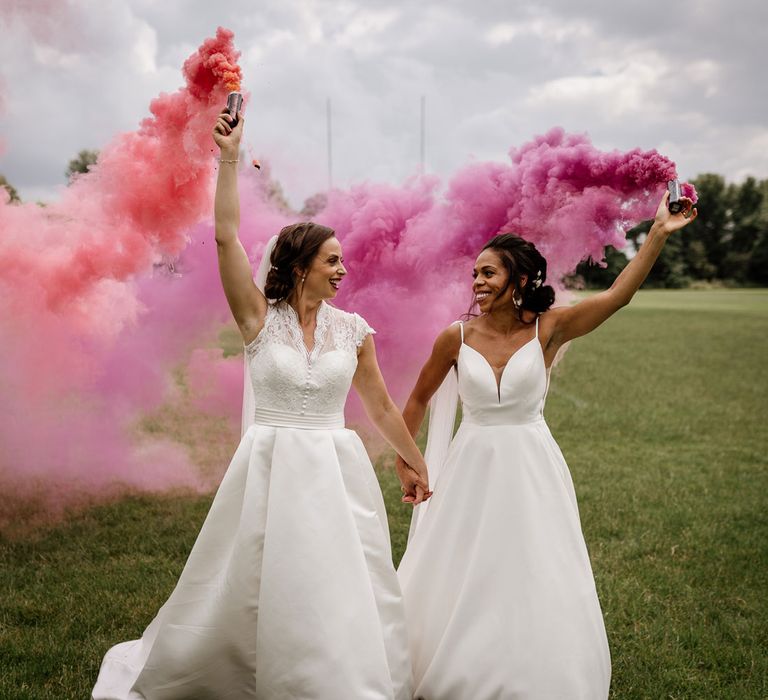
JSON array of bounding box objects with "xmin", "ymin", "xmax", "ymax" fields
[
  {"xmin": 93, "ymin": 418, "xmax": 412, "ymax": 700},
  {"xmin": 398, "ymin": 419, "xmax": 611, "ymax": 699}
]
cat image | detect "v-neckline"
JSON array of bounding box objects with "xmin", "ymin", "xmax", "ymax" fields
[
  {"xmin": 284, "ymin": 301, "xmax": 327, "ymax": 361},
  {"xmin": 461, "ymin": 336, "xmax": 539, "ymax": 401}
]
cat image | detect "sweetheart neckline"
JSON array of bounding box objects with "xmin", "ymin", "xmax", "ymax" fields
[{"xmin": 460, "ymin": 336, "xmax": 541, "ymax": 401}]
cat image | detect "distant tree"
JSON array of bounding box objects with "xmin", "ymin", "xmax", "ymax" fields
[
  {"xmin": 747, "ymin": 179, "xmax": 768, "ymax": 284},
  {"xmin": 722, "ymin": 176, "xmax": 765, "ymax": 283},
  {"xmin": 748, "ymin": 230, "xmax": 768, "ymax": 284},
  {"xmin": 563, "ymin": 174, "xmax": 768, "ymax": 288},
  {"xmin": 729, "ymin": 177, "xmax": 763, "ymax": 251},
  {"xmin": 687, "ymin": 238, "xmax": 718, "ymax": 280},
  {"xmin": 0, "ymin": 174, "xmax": 20, "ymax": 203},
  {"xmin": 626, "ymin": 221, "xmax": 690, "ymax": 288},
  {"xmin": 573, "ymin": 245, "xmax": 629, "ymax": 288},
  {"xmin": 66, "ymin": 149, "xmax": 99, "ymax": 181},
  {"xmin": 679, "ymin": 173, "xmax": 728, "ymax": 280}
]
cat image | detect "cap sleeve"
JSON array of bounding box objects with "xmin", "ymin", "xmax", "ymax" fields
[{"xmin": 353, "ymin": 313, "xmax": 376, "ymax": 347}]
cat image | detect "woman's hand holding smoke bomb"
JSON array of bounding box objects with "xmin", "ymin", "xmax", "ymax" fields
[
  {"xmin": 653, "ymin": 189, "xmax": 698, "ymax": 236},
  {"xmin": 212, "ymin": 110, "xmax": 244, "ymax": 158}
]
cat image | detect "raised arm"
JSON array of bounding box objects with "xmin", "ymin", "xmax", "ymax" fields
[
  {"xmin": 212, "ymin": 111, "xmax": 267, "ymax": 344},
  {"xmin": 548, "ymin": 190, "xmax": 698, "ymax": 347},
  {"xmin": 352, "ymin": 335, "xmax": 432, "ymax": 505}
]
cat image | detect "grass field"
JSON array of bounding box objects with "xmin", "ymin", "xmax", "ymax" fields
[{"xmin": 2, "ymin": 289, "xmax": 767, "ymax": 699}]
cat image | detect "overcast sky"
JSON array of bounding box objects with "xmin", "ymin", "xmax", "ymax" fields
[{"xmin": 1, "ymin": 0, "xmax": 766, "ymax": 208}]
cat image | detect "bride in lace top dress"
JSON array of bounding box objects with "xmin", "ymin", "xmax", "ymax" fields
[{"xmin": 92, "ymin": 109, "xmax": 430, "ymax": 700}]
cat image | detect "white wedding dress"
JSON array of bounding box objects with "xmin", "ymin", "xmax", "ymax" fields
[
  {"xmin": 93, "ymin": 301, "xmax": 412, "ymax": 700},
  {"xmin": 398, "ymin": 319, "xmax": 611, "ymax": 699}
]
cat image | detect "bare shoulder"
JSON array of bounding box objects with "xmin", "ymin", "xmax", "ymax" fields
[
  {"xmin": 537, "ymin": 306, "xmax": 567, "ymax": 329},
  {"xmin": 464, "ymin": 314, "xmax": 503, "ymax": 340},
  {"xmin": 537, "ymin": 306, "xmax": 568, "ymax": 348},
  {"xmin": 432, "ymin": 322, "xmax": 463, "ymax": 362}
]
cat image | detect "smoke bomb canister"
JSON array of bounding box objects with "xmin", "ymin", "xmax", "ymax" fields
[
  {"xmin": 667, "ymin": 179, "xmax": 683, "ymax": 214},
  {"xmin": 226, "ymin": 92, "xmax": 243, "ymax": 128}
]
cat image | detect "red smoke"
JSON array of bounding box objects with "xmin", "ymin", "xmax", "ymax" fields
[
  {"xmin": 184, "ymin": 31, "xmax": 242, "ymax": 94},
  {"xmin": 0, "ymin": 28, "xmax": 244, "ymax": 527},
  {"xmin": 1, "ymin": 27, "xmax": 241, "ymax": 311}
]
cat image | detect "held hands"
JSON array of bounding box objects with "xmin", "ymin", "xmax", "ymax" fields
[
  {"xmin": 212, "ymin": 110, "xmax": 244, "ymax": 155},
  {"xmin": 653, "ymin": 190, "xmax": 698, "ymax": 235},
  {"xmin": 395, "ymin": 455, "xmax": 432, "ymax": 506}
]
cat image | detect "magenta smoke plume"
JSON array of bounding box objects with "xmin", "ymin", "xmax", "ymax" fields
[{"xmin": 322, "ymin": 128, "xmax": 684, "ymax": 404}]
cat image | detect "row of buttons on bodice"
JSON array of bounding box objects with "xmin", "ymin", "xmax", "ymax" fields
[{"xmin": 245, "ymin": 301, "xmax": 371, "ymax": 419}]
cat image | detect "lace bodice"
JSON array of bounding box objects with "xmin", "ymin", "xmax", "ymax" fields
[{"xmin": 245, "ymin": 301, "xmax": 375, "ymax": 420}]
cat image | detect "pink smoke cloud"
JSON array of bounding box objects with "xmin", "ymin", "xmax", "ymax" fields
[
  {"xmin": 681, "ymin": 182, "xmax": 698, "ymax": 202},
  {"xmin": 320, "ymin": 128, "xmax": 681, "ymax": 405},
  {"xmin": 0, "ymin": 26, "xmax": 692, "ymax": 529}
]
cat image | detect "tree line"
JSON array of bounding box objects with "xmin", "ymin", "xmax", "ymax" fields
[{"xmin": 576, "ymin": 174, "xmax": 768, "ymax": 288}]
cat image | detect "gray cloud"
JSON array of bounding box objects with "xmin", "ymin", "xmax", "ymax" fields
[{"xmin": 1, "ymin": 0, "xmax": 765, "ymax": 207}]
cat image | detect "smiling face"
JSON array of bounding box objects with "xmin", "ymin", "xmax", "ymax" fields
[
  {"xmin": 472, "ymin": 248, "xmax": 527, "ymax": 314},
  {"xmin": 300, "ymin": 236, "xmax": 346, "ymax": 300}
]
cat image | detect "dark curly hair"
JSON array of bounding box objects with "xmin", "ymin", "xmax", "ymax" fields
[
  {"xmin": 474, "ymin": 233, "xmax": 556, "ymax": 322},
  {"xmin": 264, "ymin": 222, "xmax": 337, "ymax": 301}
]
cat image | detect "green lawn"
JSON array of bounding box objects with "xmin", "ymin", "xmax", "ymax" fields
[{"xmin": 2, "ymin": 289, "xmax": 767, "ymax": 699}]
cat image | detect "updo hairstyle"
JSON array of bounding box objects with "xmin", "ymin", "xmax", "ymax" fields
[
  {"xmin": 264, "ymin": 222, "xmax": 336, "ymax": 301},
  {"xmin": 480, "ymin": 233, "xmax": 556, "ymax": 321}
]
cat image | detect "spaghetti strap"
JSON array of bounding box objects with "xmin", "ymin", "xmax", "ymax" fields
[
  {"xmin": 458, "ymin": 320, "xmax": 464, "ymax": 343},
  {"xmin": 534, "ymin": 315, "xmax": 539, "ymax": 338}
]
